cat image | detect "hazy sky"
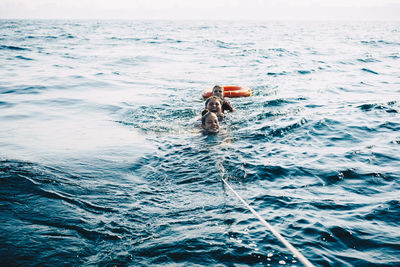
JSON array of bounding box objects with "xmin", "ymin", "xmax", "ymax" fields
[{"xmin": 1, "ymin": 0, "xmax": 400, "ymax": 20}]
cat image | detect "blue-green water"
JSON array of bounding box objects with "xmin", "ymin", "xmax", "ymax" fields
[{"xmin": 0, "ymin": 20, "xmax": 399, "ymax": 266}]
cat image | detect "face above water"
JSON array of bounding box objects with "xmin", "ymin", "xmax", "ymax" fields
[
  {"xmin": 202, "ymin": 113, "xmax": 219, "ymax": 133},
  {"xmin": 206, "ymin": 99, "xmax": 222, "ymax": 113},
  {"xmin": 212, "ymin": 87, "xmax": 224, "ymax": 98}
]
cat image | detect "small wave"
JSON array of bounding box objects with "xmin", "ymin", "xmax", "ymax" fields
[
  {"xmin": 0, "ymin": 101, "xmax": 14, "ymax": 108},
  {"xmin": 358, "ymin": 101, "xmax": 398, "ymax": 113},
  {"xmin": 0, "ymin": 159, "xmax": 115, "ymax": 213},
  {"xmin": 38, "ymin": 188, "xmax": 116, "ymax": 213},
  {"xmin": 327, "ymin": 225, "xmax": 400, "ymax": 266},
  {"xmin": 110, "ymin": 37, "xmax": 141, "ymax": 41},
  {"xmin": 119, "ymin": 103, "xmax": 199, "ymax": 134},
  {"xmin": 297, "ymin": 70, "xmax": 313, "ymax": 74},
  {"xmin": 267, "ymin": 71, "xmax": 288, "ymax": 76},
  {"xmin": 262, "ymin": 98, "xmax": 296, "ymax": 107},
  {"xmin": 28, "ymin": 217, "xmax": 122, "ymax": 241},
  {"xmin": 269, "ymin": 118, "xmax": 308, "ymax": 137},
  {"xmin": 361, "ymin": 68, "xmax": 379, "ymax": 75},
  {"xmin": 166, "ymin": 38, "xmax": 183, "ymax": 43},
  {"xmin": 361, "ymin": 40, "xmax": 400, "ymax": 46},
  {"xmin": 0, "ymin": 45, "xmax": 30, "ymax": 51},
  {"xmin": 357, "ymin": 58, "xmax": 380, "ymax": 63},
  {"xmin": 15, "ymin": 55, "xmax": 34, "ymax": 61},
  {"xmin": 387, "ymin": 53, "xmax": 399, "ymax": 59},
  {"xmin": 215, "ymin": 40, "xmax": 236, "ymax": 49},
  {"xmin": 364, "ymin": 200, "xmax": 399, "ymax": 224},
  {"xmin": 237, "ymin": 162, "xmax": 291, "ymax": 182},
  {"xmin": 60, "ymin": 33, "xmax": 75, "ymax": 39},
  {"xmin": 268, "ymin": 48, "xmax": 286, "ymax": 53},
  {"xmin": 322, "ymin": 168, "xmax": 391, "ymax": 188},
  {"xmin": 133, "ymin": 236, "xmax": 283, "ymax": 266},
  {"xmin": 360, "ymin": 40, "xmax": 375, "ymax": 45},
  {"xmin": 0, "ymin": 85, "xmax": 47, "ymax": 95}
]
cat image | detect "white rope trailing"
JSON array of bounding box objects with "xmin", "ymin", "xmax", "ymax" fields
[{"xmin": 220, "ymin": 177, "xmax": 315, "ymax": 267}]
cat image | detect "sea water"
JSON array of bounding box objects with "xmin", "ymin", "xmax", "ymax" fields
[{"xmin": 0, "ymin": 19, "xmax": 399, "ymax": 266}]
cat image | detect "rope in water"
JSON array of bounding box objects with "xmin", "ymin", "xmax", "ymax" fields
[{"xmin": 220, "ymin": 177, "xmax": 315, "ymax": 267}]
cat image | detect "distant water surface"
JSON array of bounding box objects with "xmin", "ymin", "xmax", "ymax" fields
[{"xmin": 0, "ymin": 19, "xmax": 399, "ymax": 266}]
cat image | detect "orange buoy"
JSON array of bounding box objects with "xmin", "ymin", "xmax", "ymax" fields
[{"xmin": 202, "ymin": 86, "xmax": 252, "ymax": 98}]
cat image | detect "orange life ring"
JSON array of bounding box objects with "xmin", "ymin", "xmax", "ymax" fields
[{"xmin": 202, "ymin": 86, "xmax": 252, "ymax": 98}]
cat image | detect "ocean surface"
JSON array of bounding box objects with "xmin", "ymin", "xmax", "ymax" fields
[{"xmin": 0, "ymin": 19, "xmax": 399, "ymax": 266}]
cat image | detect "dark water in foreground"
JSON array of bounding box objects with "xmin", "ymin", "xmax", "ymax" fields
[{"xmin": 0, "ymin": 20, "xmax": 399, "ymax": 266}]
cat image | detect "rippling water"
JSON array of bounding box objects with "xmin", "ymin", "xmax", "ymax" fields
[{"xmin": 1, "ymin": 19, "xmax": 399, "ymax": 266}]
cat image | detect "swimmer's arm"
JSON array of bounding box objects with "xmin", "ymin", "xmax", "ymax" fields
[{"xmin": 223, "ymin": 101, "xmax": 234, "ymax": 112}]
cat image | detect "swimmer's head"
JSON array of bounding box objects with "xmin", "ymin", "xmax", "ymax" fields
[
  {"xmin": 201, "ymin": 111, "xmax": 219, "ymax": 134},
  {"xmin": 205, "ymin": 96, "xmax": 223, "ymax": 114},
  {"xmin": 212, "ymin": 85, "xmax": 224, "ymax": 99}
]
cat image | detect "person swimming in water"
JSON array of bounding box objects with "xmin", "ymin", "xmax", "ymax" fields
[
  {"xmin": 211, "ymin": 85, "xmax": 234, "ymax": 113},
  {"xmin": 201, "ymin": 111, "xmax": 219, "ymax": 134},
  {"xmin": 204, "ymin": 96, "xmax": 224, "ymax": 119}
]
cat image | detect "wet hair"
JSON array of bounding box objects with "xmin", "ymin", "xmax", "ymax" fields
[
  {"xmin": 212, "ymin": 85, "xmax": 225, "ymax": 98},
  {"xmin": 201, "ymin": 110, "xmax": 216, "ymax": 125},
  {"xmin": 212, "ymin": 85, "xmax": 224, "ymax": 92},
  {"xmin": 205, "ymin": 96, "xmax": 223, "ymax": 108}
]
